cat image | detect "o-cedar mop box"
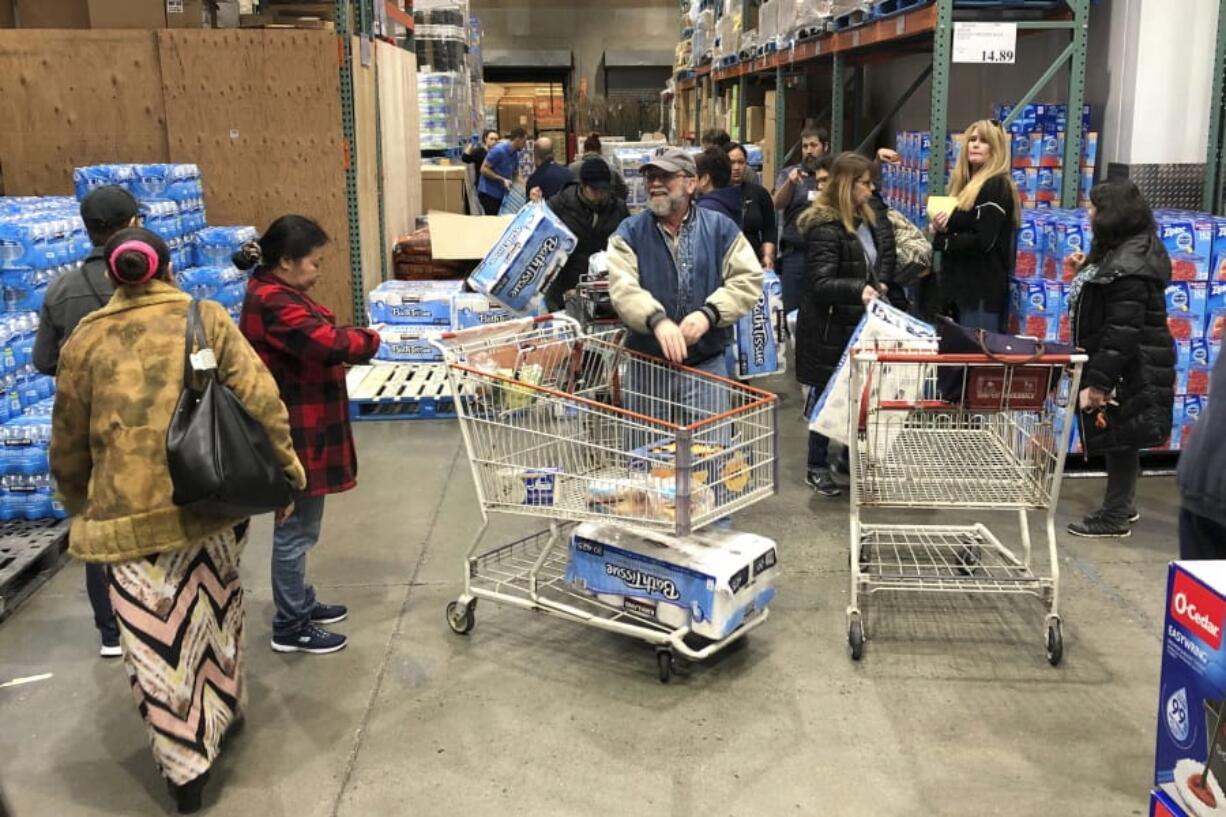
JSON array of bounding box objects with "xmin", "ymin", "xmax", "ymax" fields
[
  {"xmin": 467, "ymin": 203, "xmax": 577, "ymax": 313},
  {"xmin": 564, "ymin": 522, "xmax": 778, "ymax": 640},
  {"xmin": 367, "ymin": 279, "xmax": 464, "ymax": 326}
]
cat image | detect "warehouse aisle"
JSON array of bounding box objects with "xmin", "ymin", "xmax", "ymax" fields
[{"xmin": 0, "ymin": 379, "xmax": 1176, "ymax": 816}]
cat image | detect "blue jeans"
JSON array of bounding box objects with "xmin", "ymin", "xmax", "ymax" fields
[
  {"xmin": 779, "ymin": 251, "xmax": 807, "ymax": 313},
  {"xmin": 272, "ymin": 494, "xmax": 327, "ymax": 636},
  {"xmin": 958, "ymin": 302, "xmax": 1004, "ymax": 333},
  {"xmin": 624, "ymin": 350, "xmax": 731, "ymax": 433}
]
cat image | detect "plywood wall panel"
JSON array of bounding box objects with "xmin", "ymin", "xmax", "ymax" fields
[
  {"xmin": 375, "ymin": 40, "xmax": 421, "ymax": 246},
  {"xmin": 352, "ymin": 36, "xmax": 382, "ymax": 301},
  {"xmin": 0, "ymin": 31, "xmax": 169, "ymax": 196},
  {"xmin": 157, "ymin": 29, "xmax": 354, "ymax": 323}
]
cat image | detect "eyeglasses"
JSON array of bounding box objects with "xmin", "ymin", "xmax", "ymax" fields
[{"xmin": 644, "ymin": 168, "xmax": 681, "ymax": 184}]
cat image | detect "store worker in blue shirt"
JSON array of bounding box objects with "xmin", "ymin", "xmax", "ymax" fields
[
  {"xmin": 526, "ymin": 137, "xmax": 575, "ymax": 202},
  {"xmin": 478, "ymin": 127, "xmax": 528, "ymax": 216}
]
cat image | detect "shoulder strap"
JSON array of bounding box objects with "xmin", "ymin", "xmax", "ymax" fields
[
  {"xmin": 183, "ymin": 300, "xmax": 215, "ymax": 391},
  {"xmin": 81, "ymin": 264, "xmax": 108, "ymax": 309}
]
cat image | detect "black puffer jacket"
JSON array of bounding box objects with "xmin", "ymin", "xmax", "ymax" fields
[
  {"xmin": 794, "ymin": 202, "xmax": 897, "ymax": 389},
  {"xmin": 1072, "ymin": 231, "xmax": 1175, "ymax": 453},
  {"xmin": 545, "ymin": 183, "xmax": 630, "ymax": 309}
]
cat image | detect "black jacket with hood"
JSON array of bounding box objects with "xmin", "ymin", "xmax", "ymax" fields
[
  {"xmin": 1072, "ymin": 231, "xmax": 1175, "ymax": 454},
  {"xmin": 794, "ymin": 200, "xmax": 897, "ymax": 390},
  {"xmin": 545, "ymin": 182, "xmax": 630, "ymax": 308},
  {"xmin": 696, "ymin": 186, "xmax": 744, "ymax": 227}
]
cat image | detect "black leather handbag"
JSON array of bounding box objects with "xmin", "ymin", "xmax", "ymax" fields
[{"xmin": 167, "ymin": 300, "xmax": 293, "ymax": 517}]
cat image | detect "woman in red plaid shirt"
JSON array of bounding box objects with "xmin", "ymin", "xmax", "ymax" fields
[{"xmin": 238, "ymin": 215, "xmax": 381, "ymax": 655}]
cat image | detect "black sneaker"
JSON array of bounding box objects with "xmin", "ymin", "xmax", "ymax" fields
[
  {"xmin": 271, "ymin": 624, "xmax": 348, "ymax": 655},
  {"xmin": 1067, "ymin": 516, "xmax": 1131, "ymax": 539},
  {"xmin": 805, "ymin": 469, "xmax": 842, "ymax": 497},
  {"xmin": 310, "ymin": 601, "xmax": 348, "ymax": 625},
  {"xmin": 99, "ymin": 635, "xmax": 122, "ymax": 658},
  {"xmin": 1087, "ymin": 509, "xmax": 1141, "ymax": 525}
]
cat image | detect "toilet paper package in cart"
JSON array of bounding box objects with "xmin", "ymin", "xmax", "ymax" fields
[
  {"xmin": 467, "ymin": 203, "xmax": 577, "ymax": 313},
  {"xmin": 563, "ymin": 523, "xmax": 778, "ymax": 641},
  {"xmin": 1154, "ymin": 561, "xmax": 1226, "ymax": 817}
]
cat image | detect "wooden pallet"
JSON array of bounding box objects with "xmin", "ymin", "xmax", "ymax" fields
[
  {"xmin": 347, "ymin": 363, "xmax": 474, "ymax": 421},
  {"xmin": 0, "ymin": 519, "xmax": 69, "ymax": 620}
]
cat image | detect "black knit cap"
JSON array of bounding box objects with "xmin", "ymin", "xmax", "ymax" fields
[{"xmin": 579, "ymin": 158, "xmax": 613, "ymax": 189}]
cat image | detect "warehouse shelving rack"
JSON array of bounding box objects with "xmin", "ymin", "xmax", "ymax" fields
[
  {"xmin": 676, "ymin": 0, "xmax": 1089, "ymax": 205},
  {"xmin": 1204, "ymin": 0, "xmax": 1226, "ymax": 214}
]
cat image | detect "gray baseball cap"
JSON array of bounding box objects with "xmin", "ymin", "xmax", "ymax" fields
[{"xmin": 643, "ymin": 147, "xmax": 696, "ymax": 177}]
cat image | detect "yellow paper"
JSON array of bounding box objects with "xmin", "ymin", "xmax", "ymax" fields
[{"xmin": 926, "ymin": 196, "xmax": 959, "ymax": 220}]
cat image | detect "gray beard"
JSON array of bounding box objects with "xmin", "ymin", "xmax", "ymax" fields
[{"xmin": 648, "ymin": 190, "xmax": 684, "ymax": 217}]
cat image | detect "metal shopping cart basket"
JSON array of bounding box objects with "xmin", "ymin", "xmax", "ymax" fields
[
  {"xmin": 845, "ymin": 345, "xmax": 1086, "ymax": 665},
  {"xmin": 431, "ymin": 315, "xmax": 780, "ymax": 681}
]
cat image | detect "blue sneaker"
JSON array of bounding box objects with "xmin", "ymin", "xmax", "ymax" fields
[
  {"xmin": 310, "ymin": 601, "xmax": 348, "ymax": 625},
  {"xmin": 271, "ymin": 624, "xmax": 348, "ymax": 655}
]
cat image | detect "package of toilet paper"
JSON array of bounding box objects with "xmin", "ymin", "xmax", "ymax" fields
[
  {"xmin": 467, "ymin": 203, "xmax": 577, "ymax": 313},
  {"xmin": 564, "ymin": 522, "xmax": 778, "ymax": 640}
]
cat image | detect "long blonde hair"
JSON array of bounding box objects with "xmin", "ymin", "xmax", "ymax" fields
[
  {"xmin": 819, "ymin": 152, "xmax": 876, "ymax": 234},
  {"xmin": 948, "ymin": 119, "xmax": 1022, "ymax": 226}
]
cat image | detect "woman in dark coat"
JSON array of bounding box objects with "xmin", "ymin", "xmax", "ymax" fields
[
  {"xmin": 1066, "ymin": 180, "xmax": 1175, "ymax": 538},
  {"xmin": 796, "ymin": 152, "xmax": 897, "ymax": 497},
  {"xmin": 725, "ymin": 142, "xmax": 778, "ymax": 270},
  {"xmin": 931, "ymin": 119, "xmax": 1022, "ymax": 332}
]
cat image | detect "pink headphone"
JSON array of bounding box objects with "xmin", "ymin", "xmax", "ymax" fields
[{"xmin": 106, "ymin": 240, "xmax": 161, "ymax": 285}]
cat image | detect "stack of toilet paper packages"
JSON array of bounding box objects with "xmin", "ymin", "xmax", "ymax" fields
[
  {"xmin": 564, "ymin": 522, "xmax": 778, "ymax": 640},
  {"xmin": 368, "ymin": 280, "xmax": 534, "ymax": 362},
  {"xmin": 467, "ymin": 202, "xmax": 578, "ymax": 314}
]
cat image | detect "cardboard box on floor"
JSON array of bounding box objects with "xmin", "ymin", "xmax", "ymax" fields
[
  {"xmin": 745, "ymin": 105, "xmax": 765, "ymax": 143},
  {"xmin": 421, "ymin": 166, "xmax": 468, "ymax": 215}
]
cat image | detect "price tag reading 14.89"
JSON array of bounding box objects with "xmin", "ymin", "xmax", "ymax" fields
[{"xmin": 952, "ymin": 22, "xmax": 1018, "ymax": 64}]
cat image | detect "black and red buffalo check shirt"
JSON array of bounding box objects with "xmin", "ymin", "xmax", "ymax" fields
[{"xmin": 240, "ymin": 270, "xmax": 380, "ymax": 497}]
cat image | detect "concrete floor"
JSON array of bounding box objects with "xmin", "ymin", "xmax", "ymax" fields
[{"xmin": 0, "ymin": 377, "xmax": 1174, "ymax": 816}]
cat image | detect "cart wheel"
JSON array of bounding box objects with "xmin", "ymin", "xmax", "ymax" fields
[
  {"xmin": 446, "ymin": 599, "xmax": 476, "ymax": 636},
  {"xmin": 956, "ymin": 545, "xmax": 981, "ymax": 576},
  {"xmin": 656, "ymin": 649, "xmax": 674, "ymax": 684},
  {"xmin": 1045, "ymin": 619, "xmax": 1063, "ymax": 666},
  {"xmin": 848, "ymin": 617, "xmax": 865, "ymax": 661}
]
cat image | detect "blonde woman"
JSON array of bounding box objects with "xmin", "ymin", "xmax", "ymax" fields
[
  {"xmin": 931, "ymin": 119, "xmax": 1022, "ymax": 332},
  {"xmin": 795, "ymin": 152, "xmax": 896, "ymax": 496}
]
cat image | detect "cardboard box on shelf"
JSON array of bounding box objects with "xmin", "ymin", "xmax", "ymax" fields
[
  {"xmin": 16, "ymin": 0, "xmax": 168, "ymax": 28},
  {"xmin": 534, "ymin": 92, "xmax": 564, "ymax": 130},
  {"xmin": 745, "ymin": 105, "xmax": 765, "ymax": 143},
  {"xmin": 421, "ymin": 166, "xmax": 468, "ymax": 215},
  {"xmin": 165, "ymin": 0, "xmax": 205, "ymax": 28},
  {"xmin": 498, "ymin": 98, "xmax": 535, "ymax": 135}
]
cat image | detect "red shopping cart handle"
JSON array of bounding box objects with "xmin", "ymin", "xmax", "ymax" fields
[{"xmin": 866, "ymin": 352, "xmax": 1085, "ymax": 365}]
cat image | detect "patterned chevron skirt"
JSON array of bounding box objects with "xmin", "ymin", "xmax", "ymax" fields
[{"xmin": 108, "ymin": 528, "xmax": 245, "ymax": 785}]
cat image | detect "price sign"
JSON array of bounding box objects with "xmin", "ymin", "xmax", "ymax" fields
[{"xmin": 952, "ymin": 22, "xmax": 1017, "ymax": 64}]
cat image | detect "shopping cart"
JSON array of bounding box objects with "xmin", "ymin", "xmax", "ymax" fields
[
  {"xmin": 845, "ymin": 345, "xmax": 1086, "ymax": 665},
  {"xmin": 431, "ymin": 315, "xmax": 780, "ymax": 681}
]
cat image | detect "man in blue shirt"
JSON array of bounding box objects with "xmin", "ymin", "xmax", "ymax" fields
[
  {"xmin": 478, "ymin": 128, "xmax": 528, "ymax": 215},
  {"xmin": 526, "ymin": 137, "xmax": 575, "ymax": 202}
]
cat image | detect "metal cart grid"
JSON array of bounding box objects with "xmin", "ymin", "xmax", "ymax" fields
[
  {"xmin": 845, "ymin": 347, "xmax": 1085, "ymax": 666},
  {"xmin": 431, "ymin": 316, "xmax": 781, "ymax": 682}
]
